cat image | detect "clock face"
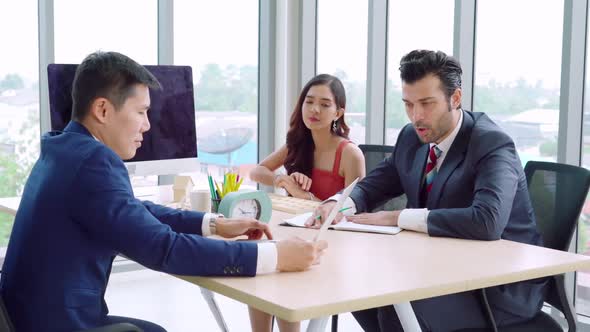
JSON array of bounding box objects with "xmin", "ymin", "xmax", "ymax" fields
[{"xmin": 231, "ymin": 199, "xmax": 260, "ymax": 219}]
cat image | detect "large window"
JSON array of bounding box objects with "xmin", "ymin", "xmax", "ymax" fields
[
  {"xmin": 54, "ymin": 0, "xmax": 158, "ymax": 64},
  {"xmin": 174, "ymin": 0, "xmax": 259, "ymax": 187},
  {"xmin": 0, "ymin": 0, "xmax": 39, "ymax": 246},
  {"xmin": 385, "ymin": 0, "xmax": 454, "ymax": 145},
  {"xmin": 474, "ymin": 0, "xmax": 563, "ymax": 164},
  {"xmin": 317, "ymin": 0, "xmax": 368, "ymax": 144}
]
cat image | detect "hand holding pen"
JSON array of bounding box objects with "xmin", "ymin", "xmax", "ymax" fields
[
  {"xmin": 305, "ymin": 201, "xmax": 349, "ymax": 229},
  {"xmin": 315, "ymin": 206, "xmax": 351, "ymax": 220}
]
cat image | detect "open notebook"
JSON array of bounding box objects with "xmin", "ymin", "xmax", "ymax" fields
[{"xmin": 282, "ymin": 212, "xmax": 402, "ymax": 235}]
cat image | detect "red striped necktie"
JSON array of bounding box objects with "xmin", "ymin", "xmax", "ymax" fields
[{"xmin": 424, "ymin": 145, "xmax": 442, "ymax": 193}]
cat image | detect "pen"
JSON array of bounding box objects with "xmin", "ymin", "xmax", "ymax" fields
[{"xmin": 315, "ymin": 206, "xmax": 352, "ymax": 220}]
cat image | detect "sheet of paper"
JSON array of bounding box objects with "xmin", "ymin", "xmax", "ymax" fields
[
  {"xmin": 331, "ymin": 221, "xmax": 402, "ymax": 235},
  {"xmin": 282, "ymin": 212, "xmax": 314, "ymax": 227},
  {"xmin": 282, "ymin": 211, "xmax": 402, "ymax": 235}
]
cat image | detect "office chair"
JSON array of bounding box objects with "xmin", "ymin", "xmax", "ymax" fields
[
  {"xmin": 357, "ymin": 144, "xmax": 407, "ymax": 211},
  {"xmin": 458, "ymin": 161, "xmax": 590, "ymax": 332},
  {"xmin": 326, "ymin": 144, "xmax": 407, "ymax": 332}
]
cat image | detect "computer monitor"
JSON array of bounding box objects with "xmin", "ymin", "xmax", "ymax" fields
[{"xmin": 47, "ymin": 64, "xmax": 199, "ymax": 177}]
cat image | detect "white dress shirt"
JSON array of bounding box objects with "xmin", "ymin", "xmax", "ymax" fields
[{"xmin": 331, "ymin": 110, "xmax": 464, "ymax": 234}]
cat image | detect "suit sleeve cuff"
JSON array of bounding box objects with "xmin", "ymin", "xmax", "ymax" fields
[
  {"xmin": 398, "ymin": 208, "xmax": 429, "ymax": 233},
  {"xmin": 201, "ymin": 213, "xmax": 213, "ymax": 237},
  {"xmin": 325, "ymin": 194, "xmax": 357, "ymax": 215},
  {"xmin": 256, "ymin": 243, "xmax": 278, "ymax": 274}
]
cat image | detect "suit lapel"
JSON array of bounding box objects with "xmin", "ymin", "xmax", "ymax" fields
[
  {"xmin": 427, "ymin": 111, "xmax": 474, "ymax": 208},
  {"xmin": 409, "ymin": 143, "xmax": 429, "ymax": 207}
]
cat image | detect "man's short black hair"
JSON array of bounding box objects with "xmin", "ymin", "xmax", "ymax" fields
[
  {"xmin": 399, "ymin": 50, "xmax": 462, "ymax": 102},
  {"xmin": 71, "ymin": 51, "xmax": 161, "ymax": 121}
]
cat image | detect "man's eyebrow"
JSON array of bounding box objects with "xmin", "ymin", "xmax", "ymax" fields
[
  {"xmin": 417, "ymin": 97, "xmax": 436, "ymax": 102},
  {"xmin": 402, "ymin": 97, "xmax": 436, "ymax": 103}
]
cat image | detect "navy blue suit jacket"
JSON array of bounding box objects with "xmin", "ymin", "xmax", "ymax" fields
[
  {"xmin": 0, "ymin": 121, "xmax": 258, "ymax": 331},
  {"xmin": 350, "ymin": 111, "xmax": 546, "ymax": 322}
]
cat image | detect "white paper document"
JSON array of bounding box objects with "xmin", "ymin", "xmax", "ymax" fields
[{"xmin": 283, "ymin": 212, "xmax": 402, "ymax": 236}]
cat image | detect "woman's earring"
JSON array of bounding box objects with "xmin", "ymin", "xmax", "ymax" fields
[{"xmin": 332, "ymin": 120, "xmax": 338, "ymax": 132}]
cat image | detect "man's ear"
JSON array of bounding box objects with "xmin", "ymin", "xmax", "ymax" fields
[
  {"xmin": 451, "ymin": 88, "xmax": 462, "ymax": 110},
  {"xmin": 88, "ymin": 98, "xmax": 111, "ymax": 124}
]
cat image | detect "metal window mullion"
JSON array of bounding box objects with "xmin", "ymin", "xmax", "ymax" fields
[
  {"xmin": 271, "ymin": 0, "xmax": 316, "ymax": 153},
  {"xmin": 157, "ymin": 0, "xmax": 174, "ymax": 65},
  {"xmin": 38, "ymin": 0, "xmax": 54, "ymax": 135},
  {"xmin": 258, "ymin": 0, "xmax": 276, "ymax": 193},
  {"xmin": 558, "ymin": 0, "xmax": 589, "ymax": 315},
  {"xmin": 300, "ymin": 0, "xmax": 317, "ymax": 89},
  {"xmin": 275, "ymin": 0, "xmax": 293, "ymax": 147},
  {"xmin": 558, "ymin": 0, "xmax": 586, "ymax": 167},
  {"xmin": 157, "ymin": 0, "xmax": 174, "ymax": 185},
  {"xmin": 453, "ymin": 0, "xmax": 476, "ymax": 111},
  {"xmin": 366, "ymin": 0, "xmax": 387, "ymax": 145}
]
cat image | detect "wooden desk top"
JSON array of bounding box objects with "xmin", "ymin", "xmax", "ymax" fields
[
  {"xmin": 3, "ymin": 191, "xmax": 590, "ymax": 322},
  {"xmin": 176, "ymin": 210, "xmax": 590, "ymax": 322}
]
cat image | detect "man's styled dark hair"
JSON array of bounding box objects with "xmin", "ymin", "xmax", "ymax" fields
[
  {"xmin": 71, "ymin": 51, "xmax": 161, "ymax": 121},
  {"xmin": 399, "ymin": 50, "xmax": 462, "ymax": 103}
]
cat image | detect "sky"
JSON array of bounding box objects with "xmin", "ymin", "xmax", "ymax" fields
[{"xmin": 0, "ymin": 0, "xmax": 566, "ymax": 89}]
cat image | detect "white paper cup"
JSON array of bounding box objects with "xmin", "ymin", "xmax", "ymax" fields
[{"xmin": 189, "ymin": 190, "xmax": 211, "ymax": 212}]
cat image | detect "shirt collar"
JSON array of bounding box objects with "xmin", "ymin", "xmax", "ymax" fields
[{"xmin": 430, "ymin": 109, "xmax": 463, "ymax": 155}]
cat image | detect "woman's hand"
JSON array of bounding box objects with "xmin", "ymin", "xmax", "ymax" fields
[
  {"xmin": 289, "ymin": 172, "xmax": 312, "ymax": 191},
  {"xmin": 275, "ymin": 175, "xmax": 307, "ymax": 197}
]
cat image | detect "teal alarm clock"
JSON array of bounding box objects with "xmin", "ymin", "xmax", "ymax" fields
[{"xmin": 217, "ymin": 190, "xmax": 272, "ymax": 223}]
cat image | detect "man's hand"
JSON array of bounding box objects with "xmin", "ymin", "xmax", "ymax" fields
[
  {"xmin": 305, "ymin": 201, "xmax": 345, "ymax": 228},
  {"xmin": 289, "ymin": 172, "xmax": 312, "ymax": 191},
  {"xmin": 346, "ymin": 210, "xmax": 401, "ymax": 226},
  {"xmin": 215, "ymin": 217, "xmax": 273, "ymax": 240},
  {"xmin": 276, "ymin": 237, "xmax": 328, "ymax": 272}
]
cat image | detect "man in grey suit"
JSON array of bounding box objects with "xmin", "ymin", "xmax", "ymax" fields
[{"xmin": 311, "ymin": 50, "xmax": 546, "ymax": 331}]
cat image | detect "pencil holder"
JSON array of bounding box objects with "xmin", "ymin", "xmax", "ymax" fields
[{"xmin": 211, "ymin": 198, "xmax": 221, "ymax": 213}]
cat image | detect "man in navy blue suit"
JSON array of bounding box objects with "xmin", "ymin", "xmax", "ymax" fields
[
  {"xmin": 311, "ymin": 50, "xmax": 545, "ymax": 331},
  {"xmin": 0, "ymin": 51, "xmax": 328, "ymax": 332}
]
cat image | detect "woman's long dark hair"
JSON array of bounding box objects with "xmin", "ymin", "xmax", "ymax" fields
[{"xmin": 284, "ymin": 74, "xmax": 350, "ymax": 177}]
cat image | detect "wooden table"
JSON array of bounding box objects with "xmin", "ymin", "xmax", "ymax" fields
[
  {"xmin": 175, "ymin": 210, "xmax": 590, "ymax": 328},
  {"xmin": 3, "ymin": 195, "xmax": 590, "ymax": 330}
]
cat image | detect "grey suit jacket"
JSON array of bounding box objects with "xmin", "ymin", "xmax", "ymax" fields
[{"xmin": 350, "ymin": 110, "xmax": 545, "ymax": 322}]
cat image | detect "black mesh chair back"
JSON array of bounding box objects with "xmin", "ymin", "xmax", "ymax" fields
[
  {"xmin": 523, "ymin": 161, "xmax": 590, "ymax": 331},
  {"xmin": 358, "ymin": 144, "xmax": 407, "ymax": 211},
  {"xmin": 525, "ymin": 161, "xmax": 590, "ymax": 252}
]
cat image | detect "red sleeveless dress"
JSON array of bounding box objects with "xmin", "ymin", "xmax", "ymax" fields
[{"xmin": 309, "ymin": 140, "xmax": 349, "ymax": 201}]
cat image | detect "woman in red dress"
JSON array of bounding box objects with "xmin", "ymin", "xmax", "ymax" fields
[{"xmin": 249, "ymin": 74, "xmax": 365, "ymax": 332}]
